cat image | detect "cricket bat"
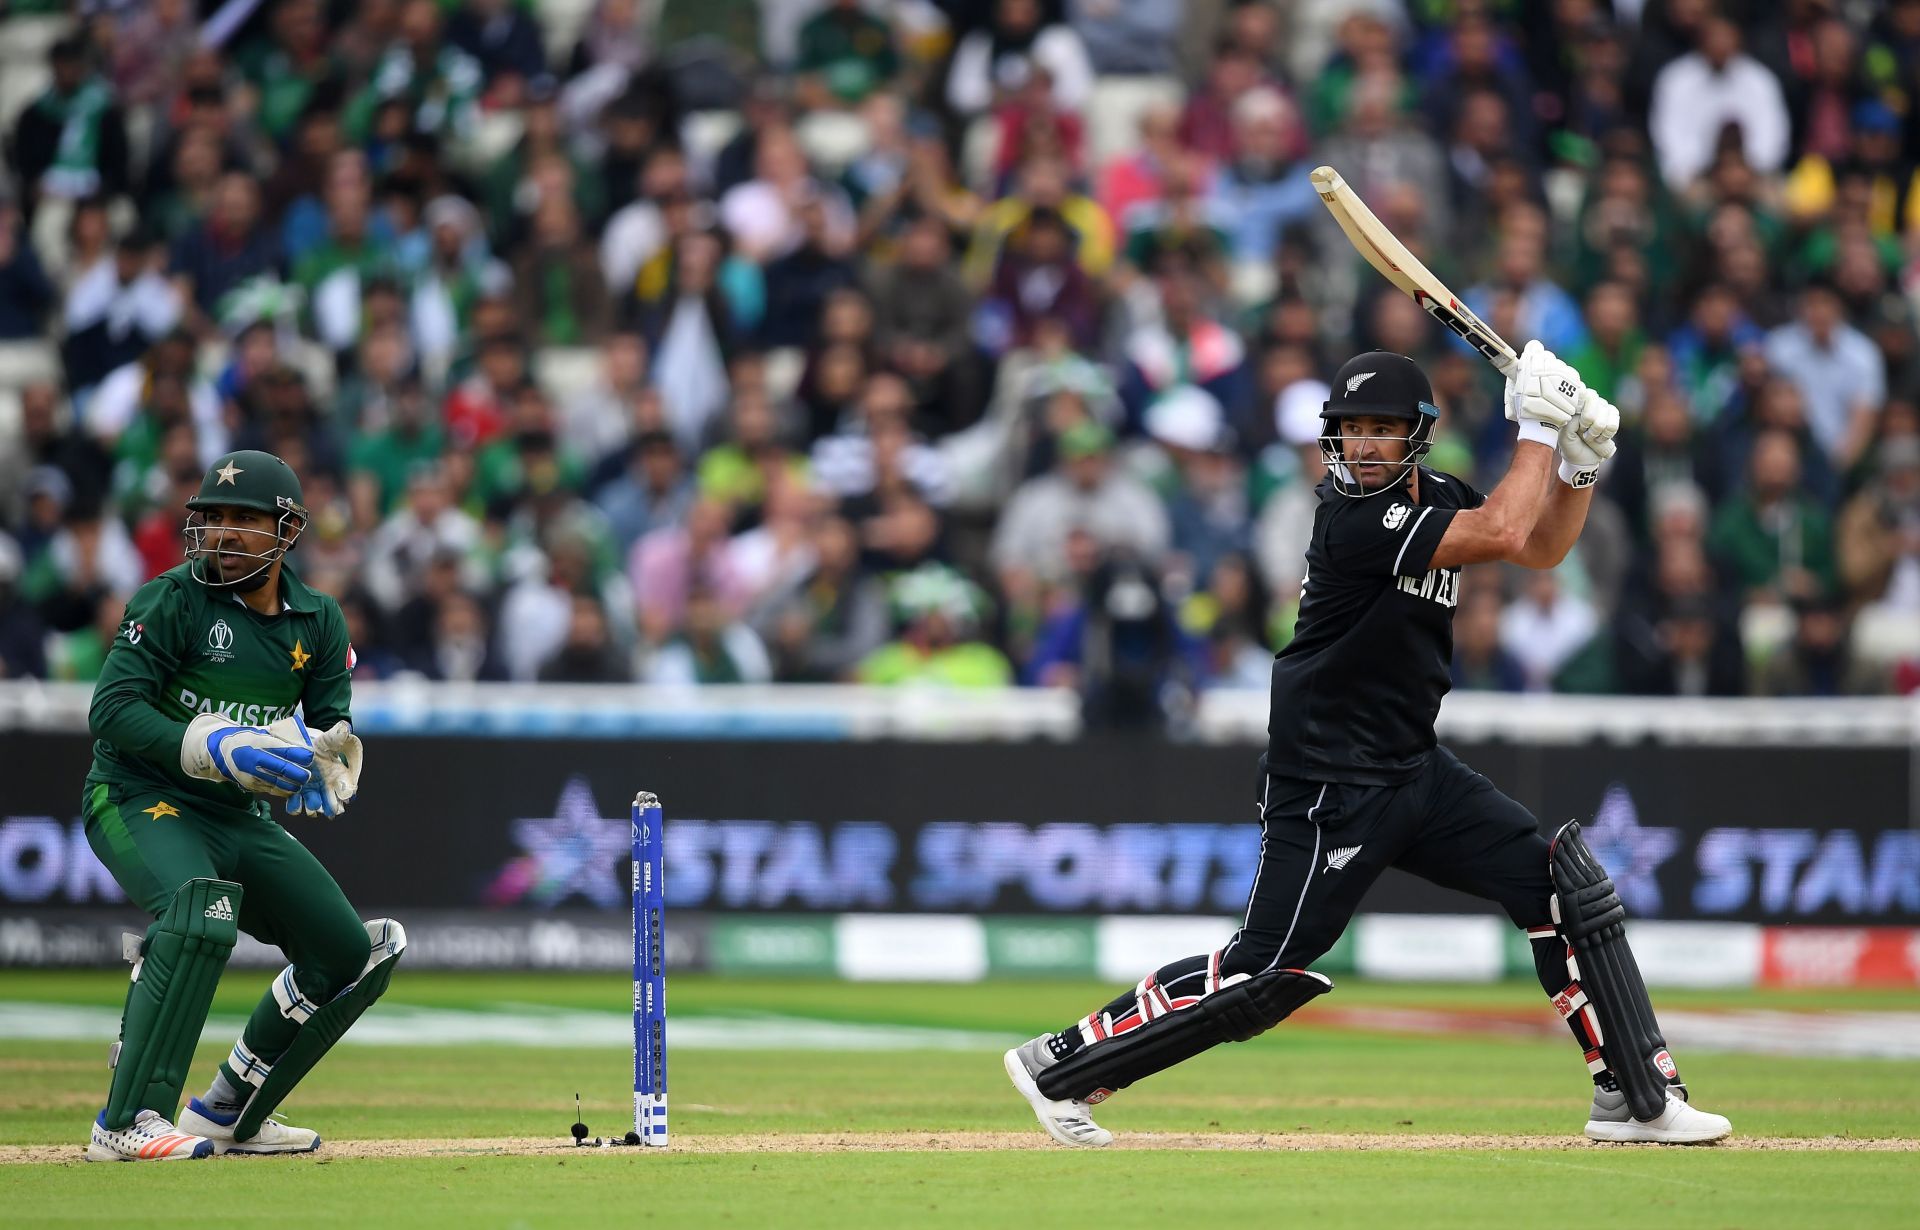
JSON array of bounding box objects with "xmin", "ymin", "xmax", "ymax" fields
[{"xmin": 1309, "ymin": 166, "xmax": 1519, "ymax": 378}]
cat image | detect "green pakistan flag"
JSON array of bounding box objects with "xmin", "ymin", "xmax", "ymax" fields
[{"xmin": 88, "ymin": 562, "xmax": 353, "ymax": 818}]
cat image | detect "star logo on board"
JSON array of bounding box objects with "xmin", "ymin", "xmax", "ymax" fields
[
  {"xmin": 485, "ymin": 777, "xmax": 632, "ymax": 908},
  {"xmin": 215, "ymin": 460, "xmax": 243, "ymax": 484},
  {"xmin": 143, "ymin": 801, "xmax": 181, "ymax": 821},
  {"xmin": 1579, "ymin": 783, "xmax": 1680, "ymax": 915},
  {"xmin": 289, "ymin": 640, "xmax": 311, "ymax": 671}
]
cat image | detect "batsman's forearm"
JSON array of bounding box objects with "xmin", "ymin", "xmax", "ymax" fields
[
  {"xmin": 1481, "ymin": 440, "xmax": 1556, "ymax": 551},
  {"xmin": 1517, "ymin": 481, "xmax": 1595, "ymax": 568},
  {"xmin": 1429, "ymin": 439, "xmax": 1555, "ymax": 569}
]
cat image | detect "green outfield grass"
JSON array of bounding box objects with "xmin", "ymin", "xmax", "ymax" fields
[
  {"xmin": 7, "ymin": 1150, "xmax": 1914, "ymax": 1229},
  {"xmin": 4, "ymin": 972, "xmax": 1918, "ymax": 1228}
]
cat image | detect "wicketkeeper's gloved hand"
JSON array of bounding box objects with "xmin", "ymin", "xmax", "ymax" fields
[
  {"xmin": 180, "ymin": 714, "xmax": 314, "ymax": 796},
  {"xmin": 1557, "ymin": 387, "xmax": 1620, "ymax": 489},
  {"xmin": 1504, "ymin": 339, "xmax": 1584, "ymax": 447},
  {"xmin": 268, "ymin": 717, "xmax": 364, "ymax": 817}
]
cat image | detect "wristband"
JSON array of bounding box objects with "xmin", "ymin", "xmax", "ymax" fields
[
  {"xmin": 1516, "ymin": 420, "xmax": 1561, "ymax": 447},
  {"xmin": 1558, "ymin": 457, "xmax": 1600, "ymax": 488}
]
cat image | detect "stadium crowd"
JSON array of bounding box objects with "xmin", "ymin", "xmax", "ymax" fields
[{"xmin": 2, "ymin": 0, "xmax": 1919, "ymax": 719}]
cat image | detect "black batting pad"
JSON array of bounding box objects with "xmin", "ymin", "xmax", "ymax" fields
[
  {"xmin": 1036, "ymin": 969, "xmax": 1332, "ymax": 1104},
  {"xmin": 1550, "ymin": 822, "xmax": 1679, "ymax": 1122}
]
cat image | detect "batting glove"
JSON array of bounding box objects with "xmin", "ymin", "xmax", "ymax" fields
[
  {"xmin": 1505, "ymin": 339, "xmax": 1583, "ymax": 446},
  {"xmin": 1557, "ymin": 388, "xmax": 1620, "ymax": 488}
]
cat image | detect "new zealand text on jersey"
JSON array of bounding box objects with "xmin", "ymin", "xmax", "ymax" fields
[{"xmin": 1396, "ymin": 566, "xmax": 1460, "ymax": 608}]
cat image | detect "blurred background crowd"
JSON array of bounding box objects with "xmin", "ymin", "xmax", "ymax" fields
[{"xmin": 2, "ymin": 0, "xmax": 1919, "ymax": 724}]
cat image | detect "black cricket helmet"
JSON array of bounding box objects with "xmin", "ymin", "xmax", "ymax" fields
[
  {"xmin": 1319, "ymin": 351, "xmax": 1440, "ymax": 498},
  {"xmin": 184, "ymin": 449, "xmax": 309, "ymax": 591}
]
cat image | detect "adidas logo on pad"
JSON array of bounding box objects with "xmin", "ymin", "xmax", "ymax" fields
[
  {"xmin": 1324, "ymin": 846, "xmax": 1363, "ymax": 873},
  {"xmin": 204, "ymin": 896, "xmax": 235, "ymax": 921}
]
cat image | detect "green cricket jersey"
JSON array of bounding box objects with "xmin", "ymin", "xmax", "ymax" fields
[{"xmin": 87, "ymin": 563, "xmax": 354, "ymax": 816}]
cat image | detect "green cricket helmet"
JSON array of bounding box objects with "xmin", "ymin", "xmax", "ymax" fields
[{"xmin": 184, "ymin": 450, "xmax": 309, "ymax": 591}]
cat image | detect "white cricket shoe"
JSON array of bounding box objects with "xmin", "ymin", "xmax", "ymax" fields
[
  {"xmin": 179, "ymin": 1098, "xmax": 322, "ymax": 1154},
  {"xmin": 1585, "ymin": 1086, "xmax": 1731, "ymax": 1144},
  {"xmin": 1004, "ymin": 1036, "xmax": 1113, "ymax": 1148},
  {"xmin": 85, "ymin": 1108, "xmax": 214, "ymax": 1161}
]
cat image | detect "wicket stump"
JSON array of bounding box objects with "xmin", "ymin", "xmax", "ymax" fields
[{"xmin": 632, "ymin": 792, "xmax": 668, "ymax": 1146}]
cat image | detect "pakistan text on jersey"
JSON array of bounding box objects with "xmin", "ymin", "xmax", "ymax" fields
[
  {"xmin": 1396, "ymin": 567, "xmax": 1460, "ymax": 608},
  {"xmin": 174, "ymin": 689, "xmax": 296, "ymax": 727}
]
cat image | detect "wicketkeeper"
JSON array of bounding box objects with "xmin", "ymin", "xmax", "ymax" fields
[
  {"xmin": 1006, "ymin": 344, "xmax": 1732, "ymax": 1147},
  {"xmin": 80, "ymin": 449, "xmax": 401, "ymax": 1160}
]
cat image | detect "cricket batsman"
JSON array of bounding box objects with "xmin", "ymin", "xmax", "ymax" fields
[
  {"xmin": 80, "ymin": 449, "xmax": 401, "ymax": 1160},
  {"xmin": 1005, "ymin": 344, "xmax": 1733, "ymax": 1147}
]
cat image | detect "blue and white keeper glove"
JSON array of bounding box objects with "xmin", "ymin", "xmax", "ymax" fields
[
  {"xmin": 180, "ymin": 714, "xmax": 314, "ymax": 796},
  {"xmin": 268, "ymin": 717, "xmax": 365, "ymax": 817}
]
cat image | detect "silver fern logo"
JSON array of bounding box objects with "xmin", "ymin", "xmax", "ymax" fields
[
  {"xmin": 1345, "ymin": 371, "xmax": 1377, "ymax": 394},
  {"xmin": 1325, "ymin": 845, "xmax": 1363, "ymax": 872}
]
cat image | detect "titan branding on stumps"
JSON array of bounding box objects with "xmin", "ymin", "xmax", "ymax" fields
[{"xmin": 632, "ymin": 792, "xmax": 669, "ymax": 1147}]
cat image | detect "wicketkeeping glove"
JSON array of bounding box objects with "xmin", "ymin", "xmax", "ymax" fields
[
  {"xmin": 1557, "ymin": 387, "xmax": 1620, "ymax": 489},
  {"xmin": 1504, "ymin": 339, "xmax": 1584, "ymax": 446},
  {"xmin": 267, "ymin": 717, "xmax": 364, "ymax": 817},
  {"xmin": 180, "ymin": 714, "xmax": 314, "ymax": 796}
]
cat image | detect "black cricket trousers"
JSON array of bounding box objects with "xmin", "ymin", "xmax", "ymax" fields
[
  {"xmin": 1222, "ymin": 744, "xmax": 1556, "ymax": 975},
  {"xmin": 1070, "ymin": 746, "xmax": 1576, "ymax": 1040}
]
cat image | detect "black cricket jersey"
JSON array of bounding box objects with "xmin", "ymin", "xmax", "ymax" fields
[{"xmin": 1266, "ymin": 466, "xmax": 1486, "ymax": 786}]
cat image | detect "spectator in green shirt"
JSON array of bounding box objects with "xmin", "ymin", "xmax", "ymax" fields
[
  {"xmin": 472, "ymin": 384, "xmax": 588, "ymax": 512},
  {"xmin": 236, "ymin": 0, "xmax": 341, "ymax": 143},
  {"xmin": 696, "ymin": 387, "xmax": 809, "ymax": 520},
  {"xmin": 47, "ymin": 591, "xmax": 125, "ymax": 682},
  {"xmin": 1567, "ymin": 280, "xmax": 1644, "ymax": 406},
  {"xmin": 292, "ymin": 156, "xmax": 397, "ymax": 350},
  {"xmin": 858, "ymin": 564, "xmax": 1012, "ymax": 687},
  {"xmin": 646, "ymin": 585, "xmax": 774, "ymax": 684},
  {"xmin": 343, "ymin": 0, "xmax": 484, "ymax": 144},
  {"xmin": 347, "ymin": 375, "xmax": 448, "ymax": 514},
  {"xmin": 796, "ymin": 0, "xmax": 899, "ymax": 109},
  {"xmin": 1708, "ymin": 428, "xmax": 1837, "ymax": 604}
]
